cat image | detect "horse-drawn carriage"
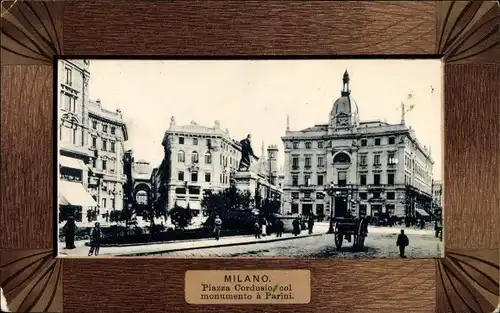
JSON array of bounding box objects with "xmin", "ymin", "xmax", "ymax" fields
[{"xmin": 333, "ymin": 216, "xmax": 369, "ymax": 250}]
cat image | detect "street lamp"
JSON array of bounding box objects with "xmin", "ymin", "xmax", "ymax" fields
[{"xmin": 326, "ymin": 182, "xmax": 336, "ymax": 234}]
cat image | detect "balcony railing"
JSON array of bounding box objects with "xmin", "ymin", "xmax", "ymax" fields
[
  {"xmin": 367, "ymin": 184, "xmax": 386, "ymax": 189},
  {"xmin": 291, "ymin": 166, "xmax": 300, "ymax": 171},
  {"xmin": 368, "ymin": 197, "xmax": 386, "ymax": 203}
]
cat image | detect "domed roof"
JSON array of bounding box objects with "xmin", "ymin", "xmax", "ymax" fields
[
  {"xmin": 332, "ymin": 95, "xmax": 358, "ymax": 115},
  {"xmin": 331, "ymin": 70, "xmax": 359, "ymax": 116}
]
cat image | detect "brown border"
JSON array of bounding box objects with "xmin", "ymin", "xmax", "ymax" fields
[{"xmin": 1, "ymin": 1, "xmax": 498, "ymax": 312}]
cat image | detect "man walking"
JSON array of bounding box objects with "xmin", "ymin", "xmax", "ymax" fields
[
  {"xmin": 307, "ymin": 214, "xmax": 315, "ymax": 235},
  {"xmin": 396, "ymin": 229, "xmax": 409, "ymax": 258},
  {"xmin": 253, "ymin": 220, "xmax": 261, "ymax": 239},
  {"xmin": 276, "ymin": 219, "xmax": 284, "ymax": 237},
  {"xmin": 213, "ymin": 215, "xmax": 222, "ymax": 240},
  {"xmin": 88, "ymin": 222, "xmax": 102, "ymax": 256}
]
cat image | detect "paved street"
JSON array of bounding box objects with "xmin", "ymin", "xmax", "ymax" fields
[
  {"xmin": 153, "ymin": 224, "xmax": 442, "ymax": 258},
  {"xmin": 59, "ymin": 223, "xmax": 329, "ymax": 257},
  {"xmin": 59, "ymin": 223, "xmax": 442, "ymax": 258}
]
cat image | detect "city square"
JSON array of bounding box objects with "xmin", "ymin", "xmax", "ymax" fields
[{"xmin": 58, "ymin": 59, "xmax": 443, "ymax": 258}]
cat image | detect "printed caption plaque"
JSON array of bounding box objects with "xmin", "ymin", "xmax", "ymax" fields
[{"xmin": 185, "ymin": 270, "xmax": 311, "ymax": 304}]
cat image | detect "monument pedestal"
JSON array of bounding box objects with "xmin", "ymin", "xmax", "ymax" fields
[{"xmin": 233, "ymin": 171, "xmax": 259, "ymax": 196}]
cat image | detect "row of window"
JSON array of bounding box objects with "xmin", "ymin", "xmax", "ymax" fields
[
  {"xmin": 288, "ymin": 136, "xmax": 398, "ymax": 150},
  {"xmin": 176, "ymin": 150, "xmax": 239, "ymax": 168},
  {"xmin": 92, "ymin": 158, "xmax": 116, "ymax": 173},
  {"xmin": 176, "ymin": 170, "xmax": 233, "ymax": 185},
  {"xmin": 177, "ymin": 150, "xmax": 210, "ymax": 163},
  {"xmin": 290, "ymin": 173, "xmax": 396, "ymax": 186},
  {"xmin": 91, "ymin": 137, "xmax": 116, "ymax": 153},
  {"xmin": 91, "ymin": 120, "xmax": 117, "ymax": 135},
  {"xmin": 99, "ymin": 197, "xmax": 116, "ymax": 210},
  {"xmin": 290, "ymin": 191, "xmax": 398, "ymax": 200},
  {"xmin": 291, "ymin": 152, "xmax": 398, "ymax": 169},
  {"xmin": 288, "ymin": 203, "xmax": 396, "ymax": 215},
  {"xmin": 176, "ymin": 137, "xmax": 239, "ymax": 156},
  {"xmin": 404, "ymin": 156, "xmax": 432, "ymax": 182}
]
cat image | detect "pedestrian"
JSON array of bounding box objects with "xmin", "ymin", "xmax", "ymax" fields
[
  {"xmin": 420, "ymin": 219, "xmax": 425, "ymax": 230},
  {"xmin": 63, "ymin": 216, "xmax": 76, "ymax": 249},
  {"xmin": 396, "ymin": 229, "xmax": 409, "ymax": 258},
  {"xmin": 213, "ymin": 215, "xmax": 222, "ymax": 240},
  {"xmin": 292, "ymin": 218, "xmax": 301, "ymax": 236},
  {"xmin": 307, "ymin": 214, "xmax": 315, "ymax": 235},
  {"xmin": 276, "ymin": 219, "xmax": 284, "ymax": 237},
  {"xmin": 261, "ymin": 219, "xmax": 267, "ymax": 237},
  {"xmin": 88, "ymin": 222, "xmax": 102, "ymax": 256},
  {"xmin": 254, "ymin": 220, "xmax": 261, "ymax": 239}
]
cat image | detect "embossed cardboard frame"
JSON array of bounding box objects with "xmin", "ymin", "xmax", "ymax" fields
[{"xmin": 1, "ymin": 1, "xmax": 498, "ymax": 312}]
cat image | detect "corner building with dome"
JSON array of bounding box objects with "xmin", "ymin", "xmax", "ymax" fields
[{"xmin": 281, "ymin": 71, "xmax": 434, "ymax": 220}]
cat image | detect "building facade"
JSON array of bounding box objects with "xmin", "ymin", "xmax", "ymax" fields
[
  {"xmin": 281, "ymin": 71, "xmax": 434, "ymax": 219},
  {"xmin": 432, "ymin": 180, "xmax": 443, "ymax": 211},
  {"xmin": 160, "ymin": 118, "xmax": 281, "ymax": 215},
  {"xmin": 87, "ymin": 99, "xmax": 129, "ymax": 219},
  {"xmin": 58, "ymin": 59, "xmax": 97, "ymax": 222}
]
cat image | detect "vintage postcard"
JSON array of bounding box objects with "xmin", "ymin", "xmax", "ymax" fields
[{"xmin": 57, "ymin": 59, "xmax": 443, "ymax": 258}]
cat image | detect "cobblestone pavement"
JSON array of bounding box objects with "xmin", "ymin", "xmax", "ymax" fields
[{"xmin": 155, "ymin": 227, "xmax": 443, "ymax": 258}]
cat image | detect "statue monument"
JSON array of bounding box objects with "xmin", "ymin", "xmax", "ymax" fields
[
  {"xmin": 234, "ymin": 134, "xmax": 258, "ymax": 195},
  {"xmin": 238, "ymin": 134, "xmax": 254, "ymax": 172}
]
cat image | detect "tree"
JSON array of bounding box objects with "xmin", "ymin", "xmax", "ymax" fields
[
  {"xmin": 169, "ymin": 202, "xmax": 193, "ymax": 230},
  {"xmin": 201, "ymin": 186, "xmax": 255, "ymax": 230},
  {"xmin": 261, "ymin": 199, "xmax": 281, "ymax": 222},
  {"xmin": 110, "ymin": 204, "xmax": 137, "ymax": 230}
]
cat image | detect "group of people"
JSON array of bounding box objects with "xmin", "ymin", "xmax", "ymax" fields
[
  {"xmin": 62, "ymin": 217, "xmax": 102, "ymax": 256},
  {"xmin": 292, "ymin": 215, "xmax": 315, "ymax": 236}
]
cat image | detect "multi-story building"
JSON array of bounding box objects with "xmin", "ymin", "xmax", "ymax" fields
[
  {"xmin": 432, "ymin": 180, "xmax": 443, "ymax": 210},
  {"xmin": 160, "ymin": 117, "xmax": 281, "ymax": 216},
  {"xmin": 281, "ymin": 70, "xmax": 434, "ymax": 219},
  {"xmin": 132, "ymin": 159, "xmax": 154, "ymax": 208},
  {"xmin": 58, "ymin": 59, "xmax": 97, "ymax": 222},
  {"xmin": 87, "ymin": 99, "xmax": 128, "ymax": 219}
]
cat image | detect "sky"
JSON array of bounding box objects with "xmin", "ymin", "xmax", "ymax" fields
[{"xmin": 86, "ymin": 59, "xmax": 443, "ymax": 180}]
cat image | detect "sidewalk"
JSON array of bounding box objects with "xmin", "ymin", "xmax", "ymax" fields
[
  {"xmin": 367, "ymin": 225, "xmax": 436, "ymax": 235},
  {"xmin": 59, "ymin": 231, "xmax": 325, "ymax": 257}
]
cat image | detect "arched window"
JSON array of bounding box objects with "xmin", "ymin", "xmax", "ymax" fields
[
  {"xmin": 191, "ymin": 151, "xmax": 199, "ymax": 163},
  {"xmin": 204, "ymin": 151, "xmax": 212, "ymax": 164},
  {"xmin": 333, "ymin": 152, "xmax": 351, "ymax": 164},
  {"xmin": 177, "ymin": 150, "xmax": 185, "ymax": 162},
  {"xmin": 136, "ymin": 190, "xmax": 148, "ymax": 205}
]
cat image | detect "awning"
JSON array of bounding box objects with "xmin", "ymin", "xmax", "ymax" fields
[
  {"xmin": 59, "ymin": 180, "xmax": 97, "ymax": 207},
  {"xmin": 59, "ymin": 156, "xmax": 88, "ymax": 171},
  {"xmin": 186, "ymin": 201, "xmax": 201, "ymax": 211},
  {"xmin": 415, "ymin": 208, "xmax": 430, "ymax": 216}
]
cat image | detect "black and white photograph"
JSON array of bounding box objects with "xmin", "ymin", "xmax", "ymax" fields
[{"xmin": 57, "ymin": 59, "xmax": 443, "ymax": 258}]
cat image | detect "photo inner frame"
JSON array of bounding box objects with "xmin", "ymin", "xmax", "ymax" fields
[{"xmin": 56, "ymin": 59, "xmax": 444, "ymax": 259}]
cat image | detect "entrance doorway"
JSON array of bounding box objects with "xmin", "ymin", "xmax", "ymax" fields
[
  {"xmin": 334, "ymin": 197, "xmax": 347, "ymax": 218},
  {"xmin": 302, "ymin": 203, "xmax": 313, "ymax": 216},
  {"xmin": 316, "ymin": 204, "xmax": 324, "ymax": 219}
]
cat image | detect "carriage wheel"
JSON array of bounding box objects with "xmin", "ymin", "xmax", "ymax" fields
[
  {"xmin": 335, "ymin": 233, "xmax": 343, "ymax": 250},
  {"xmin": 356, "ymin": 219, "xmax": 367, "ymax": 249}
]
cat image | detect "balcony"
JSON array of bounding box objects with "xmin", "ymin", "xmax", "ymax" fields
[
  {"xmin": 291, "ymin": 166, "xmax": 300, "ymax": 171},
  {"xmin": 299, "ymin": 184, "xmax": 316, "ymax": 191},
  {"xmin": 367, "ymin": 184, "xmax": 386, "ymax": 190},
  {"xmin": 368, "ymin": 197, "xmax": 386, "ymax": 204}
]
